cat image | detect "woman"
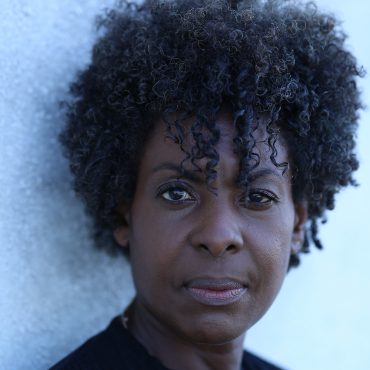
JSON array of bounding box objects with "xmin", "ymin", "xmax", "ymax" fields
[{"xmin": 51, "ymin": 0, "xmax": 363, "ymax": 369}]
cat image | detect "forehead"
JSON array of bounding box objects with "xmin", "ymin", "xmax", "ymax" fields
[{"xmin": 141, "ymin": 112, "xmax": 291, "ymax": 181}]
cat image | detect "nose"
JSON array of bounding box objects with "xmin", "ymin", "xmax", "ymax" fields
[{"xmin": 190, "ymin": 202, "xmax": 243, "ymax": 257}]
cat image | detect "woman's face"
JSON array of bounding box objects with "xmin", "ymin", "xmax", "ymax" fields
[{"xmin": 115, "ymin": 113, "xmax": 306, "ymax": 345}]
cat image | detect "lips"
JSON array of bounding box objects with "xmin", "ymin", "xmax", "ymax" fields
[{"xmin": 184, "ymin": 277, "xmax": 247, "ymax": 306}]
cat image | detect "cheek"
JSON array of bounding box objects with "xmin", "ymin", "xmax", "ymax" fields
[
  {"xmin": 245, "ymin": 210, "xmax": 294, "ymax": 313},
  {"xmin": 129, "ymin": 201, "xmax": 187, "ymax": 300}
]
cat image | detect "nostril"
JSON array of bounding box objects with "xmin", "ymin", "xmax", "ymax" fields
[
  {"xmin": 199, "ymin": 244, "xmax": 208, "ymax": 251},
  {"xmin": 226, "ymin": 244, "xmax": 235, "ymax": 251}
]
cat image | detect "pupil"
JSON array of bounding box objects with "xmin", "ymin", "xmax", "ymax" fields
[
  {"xmin": 250, "ymin": 193, "xmax": 263, "ymax": 202},
  {"xmin": 170, "ymin": 189, "xmax": 184, "ymax": 201}
]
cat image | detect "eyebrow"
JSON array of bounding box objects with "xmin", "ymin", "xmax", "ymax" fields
[
  {"xmin": 247, "ymin": 168, "xmax": 285, "ymax": 183},
  {"xmin": 151, "ymin": 162, "xmax": 204, "ymax": 184},
  {"xmin": 151, "ymin": 162, "xmax": 285, "ymax": 185}
]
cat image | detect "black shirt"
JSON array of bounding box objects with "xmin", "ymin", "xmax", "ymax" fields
[{"xmin": 49, "ymin": 317, "xmax": 283, "ymax": 370}]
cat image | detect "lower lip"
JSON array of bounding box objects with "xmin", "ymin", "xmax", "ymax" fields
[{"xmin": 185, "ymin": 287, "xmax": 246, "ymax": 306}]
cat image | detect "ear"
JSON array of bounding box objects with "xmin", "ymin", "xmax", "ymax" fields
[
  {"xmin": 291, "ymin": 203, "xmax": 308, "ymax": 255},
  {"xmin": 113, "ymin": 201, "xmax": 131, "ymax": 248}
]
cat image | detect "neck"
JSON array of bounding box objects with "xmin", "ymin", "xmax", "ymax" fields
[{"xmin": 127, "ymin": 298, "xmax": 246, "ymax": 370}]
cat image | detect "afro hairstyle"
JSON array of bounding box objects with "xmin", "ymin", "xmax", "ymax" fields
[{"xmin": 60, "ymin": 0, "xmax": 364, "ymax": 268}]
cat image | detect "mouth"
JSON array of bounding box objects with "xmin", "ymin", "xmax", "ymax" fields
[{"xmin": 184, "ymin": 277, "xmax": 247, "ymax": 306}]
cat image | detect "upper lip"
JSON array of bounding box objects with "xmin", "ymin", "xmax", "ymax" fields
[{"xmin": 185, "ymin": 277, "xmax": 247, "ymax": 291}]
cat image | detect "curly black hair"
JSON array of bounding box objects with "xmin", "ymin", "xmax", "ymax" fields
[{"xmin": 60, "ymin": 0, "xmax": 364, "ymax": 268}]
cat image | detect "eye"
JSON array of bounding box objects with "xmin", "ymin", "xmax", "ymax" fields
[
  {"xmin": 157, "ymin": 182, "xmax": 195, "ymax": 207},
  {"xmin": 242, "ymin": 190, "xmax": 277, "ymax": 211},
  {"xmin": 161, "ymin": 188, "xmax": 192, "ymax": 202},
  {"xmin": 247, "ymin": 192, "xmax": 271, "ymax": 203}
]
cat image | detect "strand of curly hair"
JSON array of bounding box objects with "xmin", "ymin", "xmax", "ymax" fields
[{"xmin": 60, "ymin": 0, "xmax": 364, "ymax": 268}]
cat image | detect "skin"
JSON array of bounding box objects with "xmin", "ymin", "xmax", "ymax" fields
[{"xmin": 114, "ymin": 112, "xmax": 307, "ymax": 370}]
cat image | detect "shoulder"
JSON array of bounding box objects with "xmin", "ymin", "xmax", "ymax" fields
[
  {"xmin": 242, "ymin": 350, "xmax": 284, "ymax": 370},
  {"xmin": 49, "ymin": 316, "xmax": 148, "ymax": 370},
  {"xmin": 49, "ymin": 334, "xmax": 108, "ymax": 370}
]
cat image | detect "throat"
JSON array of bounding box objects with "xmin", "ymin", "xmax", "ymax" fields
[{"xmin": 125, "ymin": 297, "xmax": 246, "ymax": 370}]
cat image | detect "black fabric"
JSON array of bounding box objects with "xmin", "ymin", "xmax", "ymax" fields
[{"xmin": 49, "ymin": 317, "xmax": 283, "ymax": 370}]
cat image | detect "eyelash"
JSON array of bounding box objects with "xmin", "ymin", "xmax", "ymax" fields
[{"xmin": 246, "ymin": 189, "xmax": 277, "ymax": 202}]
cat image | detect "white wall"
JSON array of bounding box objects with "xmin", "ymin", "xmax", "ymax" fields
[
  {"xmin": 0, "ymin": 1, "xmax": 368, "ymax": 369},
  {"xmin": 0, "ymin": 1, "xmax": 135, "ymax": 369}
]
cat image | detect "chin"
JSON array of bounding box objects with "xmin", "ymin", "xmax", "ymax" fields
[{"xmin": 178, "ymin": 317, "xmax": 247, "ymax": 345}]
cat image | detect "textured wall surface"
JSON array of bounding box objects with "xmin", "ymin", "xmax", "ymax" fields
[
  {"xmin": 0, "ymin": 1, "xmax": 369, "ymax": 370},
  {"xmin": 0, "ymin": 1, "xmax": 135, "ymax": 369}
]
